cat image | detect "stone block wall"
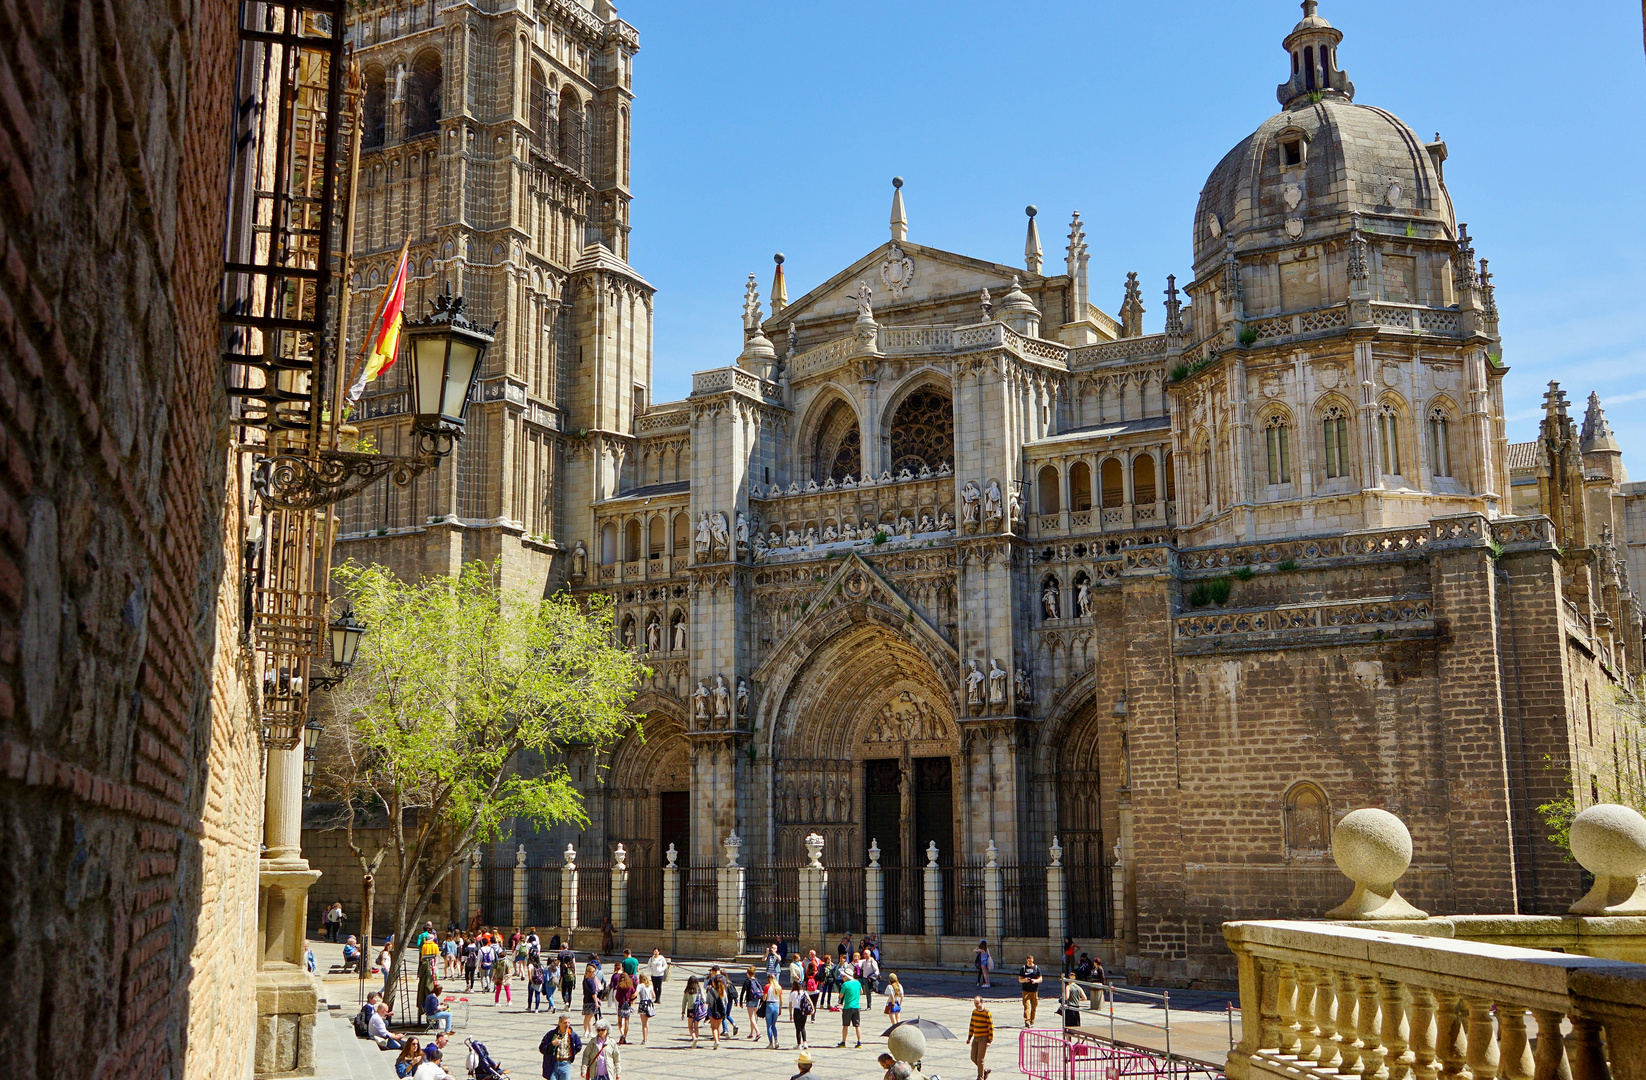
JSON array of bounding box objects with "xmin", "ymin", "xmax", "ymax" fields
[{"xmin": 0, "ymin": 0, "xmax": 262, "ymax": 1077}]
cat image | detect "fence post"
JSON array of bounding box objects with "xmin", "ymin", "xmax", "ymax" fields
[
  {"xmin": 865, "ymin": 839, "xmax": 884, "ymax": 938},
  {"xmin": 923, "ymin": 840, "xmax": 944, "ymax": 940},
  {"xmin": 984, "ymin": 839, "xmax": 1003, "ymax": 949},
  {"xmin": 467, "ymin": 848, "xmax": 481, "ymax": 927},
  {"xmin": 561, "ymin": 844, "xmax": 579, "ymax": 944},
  {"xmin": 663, "ymin": 844, "xmax": 680, "ymax": 934},
  {"xmin": 513, "ymin": 844, "xmax": 528, "ymax": 929},
  {"xmin": 719, "ymin": 831, "xmax": 746, "ymax": 954},
  {"xmin": 800, "ymin": 831, "xmax": 829, "ymax": 954},
  {"xmin": 611, "ymin": 843, "xmax": 629, "ymax": 940},
  {"xmin": 1047, "ymin": 836, "xmax": 1066, "ymax": 952}
]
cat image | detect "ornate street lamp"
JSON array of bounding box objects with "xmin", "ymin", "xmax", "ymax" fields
[
  {"xmin": 311, "ymin": 608, "xmax": 368, "ymax": 692},
  {"xmin": 302, "ymin": 718, "xmax": 321, "ymax": 798},
  {"xmin": 404, "ymin": 291, "xmax": 494, "ymax": 458}
]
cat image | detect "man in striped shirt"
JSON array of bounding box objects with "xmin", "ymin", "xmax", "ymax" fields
[{"xmin": 966, "ymin": 997, "xmax": 993, "ymax": 1080}]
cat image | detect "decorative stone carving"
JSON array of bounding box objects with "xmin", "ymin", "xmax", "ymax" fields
[
  {"xmin": 665, "ymin": 843, "xmax": 678, "ymax": 868},
  {"xmin": 570, "ymin": 540, "xmax": 587, "ymax": 580},
  {"xmin": 961, "ymin": 481, "xmax": 981, "ymax": 531},
  {"xmin": 1076, "ymin": 579, "xmax": 1092, "ymax": 617},
  {"xmin": 1569, "ymin": 804, "xmax": 1646, "ymax": 915},
  {"xmin": 692, "ymin": 680, "xmax": 710, "ymax": 725},
  {"xmin": 965, "ymin": 659, "xmax": 985, "ymax": 706},
  {"xmin": 723, "ymin": 831, "xmax": 742, "ymax": 867},
  {"xmin": 735, "ymin": 511, "xmax": 749, "ymax": 549},
  {"xmin": 1049, "ymin": 835, "xmax": 1062, "ymax": 868},
  {"xmin": 983, "ymin": 480, "xmax": 1003, "ymax": 530},
  {"xmin": 613, "ymin": 843, "xmax": 627, "ymax": 871},
  {"xmin": 1323, "ymin": 808, "xmax": 1427, "ymax": 920},
  {"xmin": 805, "ymin": 832, "xmax": 825, "ymax": 868},
  {"xmin": 516, "ymin": 843, "xmax": 527, "ymax": 868},
  {"xmin": 880, "ymin": 242, "xmax": 914, "ymax": 299},
  {"xmin": 736, "ymin": 678, "xmax": 750, "ymax": 719},
  {"xmin": 1014, "ymin": 667, "xmax": 1032, "ymax": 704},
  {"xmin": 709, "ymin": 511, "xmax": 730, "ymax": 554},
  {"xmin": 563, "ymin": 843, "xmax": 578, "ymax": 869},
  {"xmin": 852, "ymin": 280, "xmax": 875, "ymax": 321},
  {"xmin": 926, "ymin": 841, "xmax": 940, "ymax": 869},
  {"xmin": 868, "ymin": 839, "xmax": 881, "ymax": 867},
  {"xmin": 987, "ymin": 659, "xmax": 1007, "ymax": 705},
  {"xmin": 711, "ymin": 674, "xmax": 731, "ymax": 721},
  {"xmin": 673, "ymin": 617, "xmax": 688, "ymax": 651},
  {"xmin": 694, "ymin": 513, "xmax": 712, "ymax": 560},
  {"xmin": 866, "ymin": 690, "xmax": 945, "ymax": 742},
  {"xmin": 1042, "ymin": 578, "xmax": 1060, "ymax": 620},
  {"xmin": 645, "ymin": 615, "xmax": 661, "ymax": 652}
]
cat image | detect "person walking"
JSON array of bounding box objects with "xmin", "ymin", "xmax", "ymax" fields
[
  {"xmin": 1060, "ymin": 974, "xmax": 1089, "ymax": 1028},
  {"xmin": 600, "ymin": 915, "xmax": 615, "ymax": 957},
  {"xmin": 966, "ymin": 996, "xmax": 994, "ymax": 1080},
  {"xmin": 740, "ymin": 966, "xmax": 761, "ymax": 1040},
  {"xmin": 560, "ymin": 951, "xmax": 578, "ymax": 1010},
  {"xmin": 788, "ymin": 976, "xmax": 813, "ymax": 1049},
  {"xmin": 835, "ymin": 961, "xmax": 863, "ymax": 1047},
  {"xmin": 479, "ymin": 939, "xmax": 496, "ymax": 993},
  {"xmin": 463, "ymin": 937, "xmax": 479, "ymax": 991},
  {"xmin": 620, "ymin": 948, "xmax": 638, "ymax": 982},
  {"xmin": 788, "ymin": 952, "xmax": 804, "ymax": 995},
  {"xmin": 539, "ymin": 1013, "xmax": 582, "ymax": 1080},
  {"xmin": 579, "ymin": 1019, "xmax": 620, "ymax": 1080},
  {"xmin": 635, "ymin": 972, "xmax": 655, "ymax": 1045},
  {"xmin": 493, "ymin": 949, "xmax": 513, "ymax": 1006},
  {"xmin": 581, "ymin": 963, "xmax": 602, "ymax": 1037},
  {"xmin": 646, "ymin": 948, "xmax": 669, "ymax": 999},
  {"xmin": 1090, "ymin": 953, "xmax": 1108, "ymax": 1010},
  {"xmin": 325, "ymin": 902, "xmax": 344, "ymax": 943},
  {"xmin": 882, "ymin": 972, "xmax": 903, "ymax": 1023},
  {"xmin": 762, "ymin": 972, "xmax": 784, "ymax": 1048},
  {"xmin": 1018, "ymin": 954, "xmax": 1043, "ymax": 1026},
  {"xmin": 705, "ymin": 970, "xmax": 730, "ymax": 1048},
  {"xmin": 858, "ymin": 948, "xmax": 880, "ymax": 1010},
  {"xmin": 612, "ymin": 968, "xmax": 635, "ymax": 1044},
  {"xmin": 973, "ymin": 940, "xmax": 993, "ymax": 987},
  {"xmin": 682, "ymin": 975, "xmax": 706, "ymax": 1048},
  {"xmin": 527, "ymin": 954, "xmax": 546, "ymax": 1013},
  {"xmin": 820, "ymin": 955, "xmax": 841, "ymax": 1011}
]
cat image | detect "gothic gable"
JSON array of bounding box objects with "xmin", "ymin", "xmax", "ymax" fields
[{"xmin": 765, "ymin": 241, "xmax": 1042, "ymax": 330}]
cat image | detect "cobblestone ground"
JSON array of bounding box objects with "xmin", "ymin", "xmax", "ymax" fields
[{"xmin": 307, "ymin": 939, "xmax": 1237, "ymax": 1080}]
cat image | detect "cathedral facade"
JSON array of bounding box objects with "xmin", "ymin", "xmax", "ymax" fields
[{"xmin": 317, "ymin": 1, "xmax": 1646, "ymax": 984}]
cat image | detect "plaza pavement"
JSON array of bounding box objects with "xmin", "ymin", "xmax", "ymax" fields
[{"xmin": 307, "ymin": 938, "xmax": 1237, "ymax": 1080}]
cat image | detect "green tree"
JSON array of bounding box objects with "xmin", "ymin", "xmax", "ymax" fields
[
  {"xmin": 322, "ymin": 559, "xmax": 643, "ymax": 995},
  {"xmin": 1538, "ymin": 686, "xmax": 1646, "ymax": 855}
]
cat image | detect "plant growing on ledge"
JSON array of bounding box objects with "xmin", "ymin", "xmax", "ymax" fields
[
  {"xmin": 1187, "ymin": 575, "xmax": 1234, "ymax": 608},
  {"xmin": 1237, "ymin": 327, "xmax": 1259, "ymax": 348},
  {"xmin": 319, "ymin": 559, "xmax": 643, "ymax": 998},
  {"xmin": 1276, "ymin": 558, "xmax": 1299, "ymax": 572},
  {"xmin": 1169, "ymin": 363, "xmax": 1190, "ymax": 383},
  {"xmin": 1232, "ymin": 566, "xmax": 1255, "ymax": 582}
]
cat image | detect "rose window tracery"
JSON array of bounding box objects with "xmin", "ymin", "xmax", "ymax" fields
[{"xmin": 888, "ymin": 389, "xmax": 954, "ymax": 474}]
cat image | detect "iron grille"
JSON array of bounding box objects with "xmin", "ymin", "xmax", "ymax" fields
[
  {"xmin": 882, "ymin": 865, "xmax": 924, "ymax": 936},
  {"xmin": 576, "ymin": 863, "xmax": 610, "ymax": 929},
  {"xmin": 745, "ymin": 864, "xmax": 801, "ymax": 944},
  {"xmin": 627, "ymin": 866, "xmax": 662, "ymax": 930},
  {"xmin": 944, "ymin": 862, "xmax": 987, "ymax": 939},
  {"xmin": 1065, "ymin": 859, "xmax": 1113, "ymax": 940},
  {"xmin": 481, "ymin": 867, "xmax": 512, "ymax": 928},
  {"xmin": 681, "ymin": 865, "xmax": 718, "ymax": 932},
  {"xmin": 826, "ymin": 865, "xmax": 865, "ymax": 935},
  {"xmin": 1002, "ymin": 863, "xmax": 1049, "ymax": 939},
  {"xmin": 526, "ymin": 866, "xmax": 561, "ymax": 930}
]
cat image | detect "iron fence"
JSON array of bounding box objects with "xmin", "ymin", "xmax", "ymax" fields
[
  {"xmin": 525, "ymin": 866, "xmax": 560, "ymax": 929},
  {"xmin": 481, "ymin": 867, "xmax": 513, "ymax": 927},
  {"xmin": 577, "ymin": 863, "xmax": 611, "ymax": 928},
  {"xmin": 1002, "ymin": 863, "xmax": 1048, "ymax": 939},
  {"xmin": 1065, "ymin": 859, "xmax": 1113, "ymax": 939},
  {"xmin": 745, "ymin": 863, "xmax": 802, "ymax": 943},
  {"xmin": 882, "ymin": 865, "xmax": 924, "ymax": 936},
  {"xmin": 944, "ymin": 862, "xmax": 986, "ymax": 939},
  {"xmin": 682, "ymin": 865, "xmax": 718, "ymax": 931},
  {"xmin": 826, "ymin": 865, "xmax": 865, "ymax": 935},
  {"xmin": 627, "ymin": 866, "xmax": 663, "ymax": 929}
]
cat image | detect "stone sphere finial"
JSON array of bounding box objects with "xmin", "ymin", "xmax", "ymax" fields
[
  {"xmin": 887, "ymin": 1022, "xmax": 927, "ymax": 1064},
  {"xmin": 774, "ymin": 253, "xmax": 784, "ymax": 265},
  {"xmin": 1569, "ymin": 803, "xmax": 1646, "ymax": 914},
  {"xmin": 1323, "ymin": 807, "xmax": 1427, "ymax": 920},
  {"xmin": 1025, "ymin": 205, "xmax": 1038, "ymax": 218},
  {"xmin": 892, "ymin": 176, "xmax": 903, "ymax": 189}
]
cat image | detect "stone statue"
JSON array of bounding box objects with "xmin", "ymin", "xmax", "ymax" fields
[
  {"xmin": 694, "ymin": 513, "xmax": 712, "ymax": 558},
  {"xmin": 899, "ymin": 516, "xmax": 914, "ymax": 539},
  {"xmin": 743, "ymin": 272, "xmax": 762, "ymax": 330},
  {"xmin": 570, "ymin": 540, "xmax": 587, "ymax": 578},
  {"xmin": 709, "ymin": 511, "xmax": 730, "ymax": 553},
  {"xmin": 843, "ymin": 521, "xmax": 857, "ymax": 541},
  {"xmin": 736, "ymin": 678, "xmax": 750, "ymax": 718},
  {"xmin": 919, "ymin": 514, "xmax": 933, "ymax": 532},
  {"xmin": 785, "ymin": 528, "xmax": 800, "ymax": 547},
  {"xmin": 752, "ymin": 532, "xmax": 768, "ymax": 559},
  {"xmin": 392, "ymin": 61, "xmax": 406, "ymax": 103},
  {"xmin": 987, "ymin": 659, "xmax": 1007, "ymax": 704},
  {"xmin": 1042, "ymin": 579, "xmax": 1060, "ymax": 620},
  {"xmin": 852, "ymin": 279, "xmax": 874, "ymax": 320},
  {"xmin": 692, "ymin": 680, "xmax": 710, "ymax": 724},
  {"xmin": 937, "ymin": 511, "xmax": 953, "ymax": 531},
  {"xmin": 712, "ymin": 674, "xmax": 731, "ymax": 721},
  {"xmin": 735, "ymin": 510, "xmax": 749, "ymax": 546},
  {"xmin": 623, "ymin": 622, "xmax": 636, "ymax": 649},
  {"xmin": 645, "ymin": 616, "xmax": 661, "ymax": 652},
  {"xmin": 1015, "ymin": 667, "xmax": 1033, "ymax": 703},
  {"xmin": 961, "ymin": 481, "xmax": 982, "ymax": 525},
  {"xmin": 673, "ymin": 617, "xmax": 688, "ymax": 651},
  {"xmin": 983, "ymin": 479, "xmax": 1003, "ymax": 527},
  {"xmin": 965, "ymin": 659, "xmax": 985, "ymax": 705},
  {"xmin": 1077, "ymin": 579, "xmax": 1092, "ymax": 617},
  {"xmin": 823, "ymin": 525, "xmax": 837, "ymax": 543},
  {"xmin": 1008, "ymin": 484, "xmax": 1024, "ymax": 523}
]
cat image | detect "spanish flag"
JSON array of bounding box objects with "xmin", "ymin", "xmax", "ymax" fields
[{"xmin": 347, "ymin": 240, "xmax": 409, "ymax": 404}]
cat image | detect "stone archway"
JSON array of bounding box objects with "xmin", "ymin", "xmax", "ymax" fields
[
  {"xmin": 604, "ymin": 709, "xmax": 690, "ymax": 868},
  {"xmin": 1044, "ymin": 695, "xmax": 1121, "ymax": 939}
]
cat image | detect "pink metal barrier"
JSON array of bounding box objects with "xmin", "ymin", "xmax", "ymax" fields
[{"xmin": 1017, "ymin": 1028, "xmax": 1224, "ymax": 1080}]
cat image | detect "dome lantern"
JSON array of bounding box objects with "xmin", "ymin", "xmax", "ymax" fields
[{"xmin": 1277, "ymin": 1, "xmax": 1354, "ymax": 108}]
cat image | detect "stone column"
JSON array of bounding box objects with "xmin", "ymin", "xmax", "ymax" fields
[
  {"xmin": 256, "ymin": 742, "xmax": 321, "ymax": 1079},
  {"xmin": 984, "ymin": 839, "xmax": 1003, "ymax": 949},
  {"xmin": 719, "ymin": 832, "xmax": 746, "ymax": 954},
  {"xmin": 467, "ymin": 848, "xmax": 481, "ymax": 928},
  {"xmin": 513, "ymin": 844, "xmax": 528, "ymax": 929},
  {"xmin": 865, "ymin": 840, "xmax": 885, "ymax": 937},
  {"xmin": 662, "ymin": 844, "xmax": 680, "ymax": 934},
  {"xmin": 561, "ymin": 845, "xmax": 579, "ymax": 944},
  {"xmin": 922, "ymin": 841, "xmax": 944, "ymax": 939},
  {"xmin": 1046, "ymin": 836, "xmax": 1066, "ymax": 950},
  {"xmin": 610, "ymin": 844, "xmax": 629, "ymax": 936},
  {"xmin": 799, "ymin": 832, "xmax": 828, "ymax": 954}
]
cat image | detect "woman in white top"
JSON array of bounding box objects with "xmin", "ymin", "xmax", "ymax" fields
[
  {"xmin": 786, "ymin": 984, "xmax": 812, "ymax": 1049},
  {"xmin": 635, "ymin": 972, "xmax": 656, "ymax": 1045},
  {"xmin": 646, "ymin": 949, "xmax": 670, "ymax": 996}
]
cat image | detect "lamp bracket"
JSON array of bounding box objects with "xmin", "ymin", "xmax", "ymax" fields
[
  {"xmin": 252, "ymin": 449, "xmax": 438, "ymax": 511},
  {"xmin": 309, "ymin": 670, "xmax": 348, "ymax": 692}
]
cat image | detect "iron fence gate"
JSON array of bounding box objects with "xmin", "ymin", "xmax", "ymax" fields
[
  {"xmin": 525, "ymin": 866, "xmax": 560, "ymax": 930},
  {"xmin": 826, "ymin": 865, "xmax": 865, "ymax": 935},
  {"xmin": 682, "ymin": 865, "xmax": 718, "ymax": 931},
  {"xmin": 1002, "ymin": 863, "xmax": 1049, "ymax": 939},
  {"xmin": 882, "ymin": 865, "xmax": 924, "ymax": 936},
  {"xmin": 627, "ymin": 866, "xmax": 662, "ymax": 929},
  {"xmin": 745, "ymin": 864, "xmax": 801, "ymax": 944},
  {"xmin": 1065, "ymin": 859, "xmax": 1113, "ymax": 939},
  {"xmin": 945, "ymin": 862, "xmax": 986, "ymax": 939},
  {"xmin": 481, "ymin": 867, "xmax": 513, "ymax": 927},
  {"xmin": 577, "ymin": 864, "xmax": 610, "ymax": 928}
]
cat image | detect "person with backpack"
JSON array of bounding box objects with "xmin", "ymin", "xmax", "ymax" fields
[
  {"xmin": 820, "ymin": 957, "xmax": 841, "ymax": 1011},
  {"xmin": 526, "ymin": 954, "xmax": 547, "ymax": 1013},
  {"xmin": 787, "ymin": 974, "xmax": 814, "ymax": 1049},
  {"xmin": 492, "ymin": 949, "xmax": 513, "ymax": 1005},
  {"xmin": 479, "ymin": 940, "xmax": 496, "ymax": 992},
  {"xmin": 635, "ymin": 972, "xmax": 656, "ymax": 1045},
  {"xmin": 352, "ymin": 991, "xmax": 383, "ymax": 1040},
  {"xmin": 539, "ymin": 1013, "xmax": 581, "ymax": 1080},
  {"xmin": 681, "ymin": 975, "xmax": 707, "ymax": 1049},
  {"xmin": 740, "ymin": 965, "xmax": 761, "ymax": 1041},
  {"xmin": 613, "ymin": 969, "xmax": 636, "ymax": 1045},
  {"xmin": 463, "ymin": 938, "xmax": 480, "ymax": 992},
  {"xmin": 974, "ymin": 940, "xmax": 993, "ymax": 988},
  {"xmin": 559, "ymin": 950, "xmax": 577, "ymax": 1010}
]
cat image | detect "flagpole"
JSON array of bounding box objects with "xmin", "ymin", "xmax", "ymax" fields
[{"xmin": 330, "ymin": 50, "xmax": 368, "ymax": 452}]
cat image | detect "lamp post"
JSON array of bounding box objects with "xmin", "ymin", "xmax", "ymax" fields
[
  {"xmin": 310, "ymin": 608, "xmax": 368, "ymax": 692},
  {"xmin": 302, "ymin": 718, "xmax": 321, "ymax": 798}
]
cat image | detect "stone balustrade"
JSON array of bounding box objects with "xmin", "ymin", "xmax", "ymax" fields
[{"xmin": 1224, "ymin": 919, "xmax": 1646, "ymax": 1080}]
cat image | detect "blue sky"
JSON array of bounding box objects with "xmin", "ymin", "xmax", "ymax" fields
[{"xmin": 622, "ymin": 1, "xmax": 1646, "ymax": 465}]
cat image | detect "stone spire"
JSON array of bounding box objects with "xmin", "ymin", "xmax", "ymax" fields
[
  {"xmin": 1065, "ymin": 210, "xmax": 1089, "ymax": 317},
  {"xmin": 771, "ymin": 253, "xmax": 788, "ymax": 314},
  {"xmin": 1023, "ymin": 205, "xmax": 1042, "ymax": 275},
  {"xmin": 1119, "ymin": 272, "xmax": 1145, "ymax": 338},
  {"xmin": 1277, "ymin": 1, "xmax": 1354, "ymax": 107},
  {"xmin": 738, "ymin": 274, "xmax": 777, "ymax": 380},
  {"xmin": 742, "ymin": 273, "xmax": 763, "ymax": 333},
  {"xmin": 1581, "ymin": 392, "xmax": 1621, "ymax": 454},
  {"xmin": 890, "ymin": 176, "xmax": 907, "ymax": 243},
  {"xmin": 1163, "ymin": 275, "xmax": 1184, "ymax": 338}
]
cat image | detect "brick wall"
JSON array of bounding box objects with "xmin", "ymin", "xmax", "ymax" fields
[{"xmin": 0, "ymin": 1, "xmax": 262, "ymax": 1077}]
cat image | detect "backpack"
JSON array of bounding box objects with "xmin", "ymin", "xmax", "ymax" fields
[
  {"xmin": 352, "ymin": 1005, "xmax": 372, "ymax": 1039},
  {"xmin": 797, "ymin": 992, "xmax": 815, "ymax": 1017},
  {"xmin": 690, "ymin": 991, "xmax": 708, "ymax": 1022}
]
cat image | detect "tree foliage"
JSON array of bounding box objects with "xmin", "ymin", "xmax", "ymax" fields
[
  {"xmin": 1538, "ymin": 686, "xmax": 1646, "ymax": 857},
  {"xmin": 321, "ymin": 559, "xmax": 643, "ymax": 991}
]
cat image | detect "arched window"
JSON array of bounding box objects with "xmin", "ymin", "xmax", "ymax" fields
[
  {"xmin": 887, "ymin": 388, "xmax": 954, "ymax": 474},
  {"xmin": 600, "ymin": 522, "xmax": 617, "ymax": 565},
  {"xmin": 405, "ymin": 51, "xmax": 442, "ymax": 138},
  {"xmin": 1284, "ymin": 782, "xmax": 1330, "ymax": 855},
  {"xmin": 558, "ymin": 88, "xmax": 584, "ymax": 170},
  {"xmin": 647, "ymin": 515, "xmax": 665, "ymax": 559},
  {"xmin": 1378, "ymin": 403, "xmax": 1402, "ymax": 475},
  {"xmin": 1100, "ymin": 458, "xmax": 1124, "ymax": 508},
  {"xmin": 1069, "ymin": 461, "xmax": 1092, "ymax": 512},
  {"xmin": 1428, "ymin": 406, "xmax": 1452, "ymax": 478},
  {"xmin": 363, "ymin": 67, "xmax": 386, "ymax": 148},
  {"xmin": 1322, "ymin": 405, "xmax": 1349, "ymax": 479},
  {"xmin": 1199, "ymin": 442, "xmax": 1214, "ymax": 509},
  {"xmin": 811, "ymin": 399, "xmax": 861, "ymax": 483},
  {"xmin": 1163, "ymin": 451, "xmax": 1176, "ymax": 502},
  {"xmin": 1264, "ymin": 414, "xmax": 1292, "ymax": 486},
  {"xmin": 624, "ymin": 520, "xmax": 641, "ymax": 563},
  {"xmin": 529, "ymin": 65, "xmax": 550, "ymax": 154},
  {"xmin": 1132, "ymin": 455, "xmax": 1157, "ymax": 504},
  {"xmin": 672, "ymin": 513, "xmax": 690, "ymax": 555},
  {"xmin": 1037, "ymin": 465, "xmax": 1060, "ymax": 515}
]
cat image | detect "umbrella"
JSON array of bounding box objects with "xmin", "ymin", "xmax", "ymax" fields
[{"xmin": 881, "ymin": 1016, "xmax": 957, "ymax": 1039}]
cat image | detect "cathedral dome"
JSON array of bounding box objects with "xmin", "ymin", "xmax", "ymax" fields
[{"xmin": 1192, "ymin": 3, "xmax": 1454, "ymax": 275}]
